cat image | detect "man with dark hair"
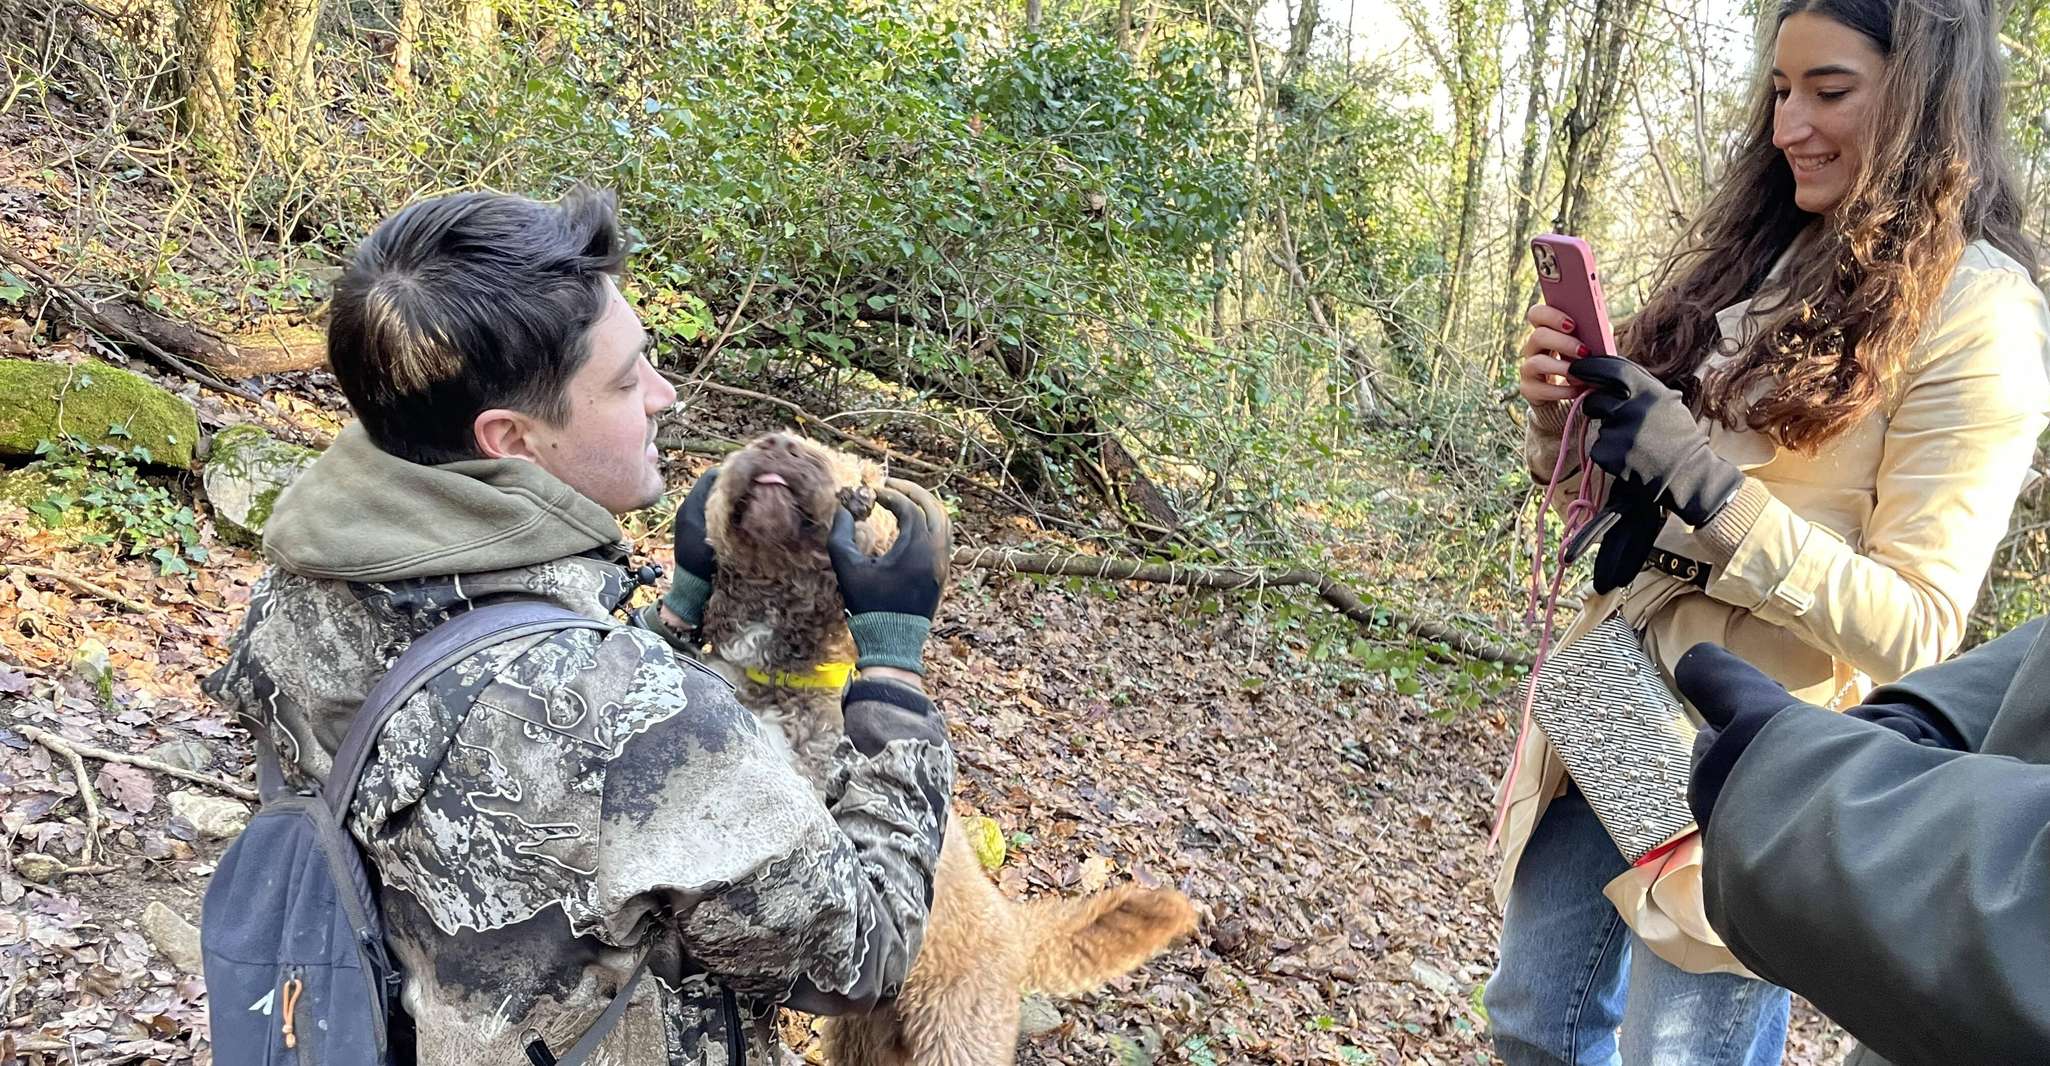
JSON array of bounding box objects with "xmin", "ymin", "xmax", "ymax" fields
[{"xmin": 204, "ymin": 187, "xmax": 954, "ymax": 1064}]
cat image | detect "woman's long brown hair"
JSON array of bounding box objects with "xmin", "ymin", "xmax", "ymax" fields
[{"xmin": 1622, "ymin": 0, "xmax": 2036, "ymax": 452}]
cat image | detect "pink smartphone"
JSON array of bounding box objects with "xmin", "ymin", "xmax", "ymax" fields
[{"xmin": 1530, "ymin": 234, "xmax": 1618, "ymax": 358}]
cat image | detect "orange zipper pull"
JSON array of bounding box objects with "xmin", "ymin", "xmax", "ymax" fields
[{"xmin": 281, "ymin": 976, "xmax": 304, "ymax": 1049}]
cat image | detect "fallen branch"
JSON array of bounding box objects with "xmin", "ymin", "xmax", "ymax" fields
[
  {"xmin": 20, "ymin": 726, "xmax": 102, "ymax": 866},
  {"xmin": 0, "ymin": 240, "xmax": 262, "ymax": 400},
  {"xmin": 951, "ymin": 548, "xmax": 1533, "ymax": 667},
  {"xmin": 3, "ymin": 562, "xmax": 151, "ymax": 614},
  {"xmin": 18, "ymin": 724, "xmax": 259, "ymax": 802}
]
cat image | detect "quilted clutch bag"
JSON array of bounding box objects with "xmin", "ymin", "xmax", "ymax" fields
[{"xmin": 1526, "ymin": 613, "xmax": 1698, "ymax": 863}]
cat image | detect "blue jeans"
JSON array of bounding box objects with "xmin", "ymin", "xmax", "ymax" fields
[{"xmin": 1485, "ymin": 786, "xmax": 1790, "ymax": 1066}]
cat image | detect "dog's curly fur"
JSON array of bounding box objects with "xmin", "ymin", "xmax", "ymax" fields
[{"xmin": 700, "ymin": 432, "xmax": 1200, "ymax": 1066}]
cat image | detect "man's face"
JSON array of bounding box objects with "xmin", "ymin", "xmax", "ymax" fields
[{"xmin": 520, "ymin": 278, "xmax": 677, "ymax": 514}]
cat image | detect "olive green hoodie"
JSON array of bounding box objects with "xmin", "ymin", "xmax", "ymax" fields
[{"xmin": 260, "ymin": 421, "xmax": 626, "ymax": 582}]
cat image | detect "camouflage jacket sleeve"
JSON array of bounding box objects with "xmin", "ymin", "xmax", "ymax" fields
[{"xmin": 355, "ymin": 624, "xmax": 952, "ymax": 1013}]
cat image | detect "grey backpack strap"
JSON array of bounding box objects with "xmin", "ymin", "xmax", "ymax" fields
[
  {"xmin": 254, "ymin": 736, "xmax": 289, "ymax": 802},
  {"xmin": 547, "ymin": 951, "xmax": 654, "ymax": 1066},
  {"xmin": 324, "ymin": 600, "xmax": 611, "ymax": 818}
]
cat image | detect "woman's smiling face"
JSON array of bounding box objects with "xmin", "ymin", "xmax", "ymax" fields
[{"xmin": 1771, "ymin": 11, "xmax": 1888, "ymax": 215}]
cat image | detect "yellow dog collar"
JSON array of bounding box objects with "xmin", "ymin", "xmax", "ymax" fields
[{"xmin": 743, "ymin": 661, "xmax": 855, "ymax": 690}]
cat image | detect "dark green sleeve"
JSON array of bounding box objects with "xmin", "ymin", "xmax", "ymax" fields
[{"xmin": 1702, "ymin": 704, "xmax": 2050, "ymax": 1063}]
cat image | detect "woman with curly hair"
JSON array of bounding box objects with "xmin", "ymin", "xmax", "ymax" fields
[{"xmin": 1486, "ymin": 0, "xmax": 2050, "ymax": 1060}]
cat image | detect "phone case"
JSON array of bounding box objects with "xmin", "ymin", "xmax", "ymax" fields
[{"xmin": 1531, "ymin": 235, "xmax": 1619, "ymax": 358}]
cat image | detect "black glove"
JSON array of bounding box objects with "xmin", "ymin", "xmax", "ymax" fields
[
  {"xmin": 1846, "ymin": 700, "xmax": 1966, "ymax": 750},
  {"xmin": 1564, "ymin": 481, "xmax": 1666, "ymax": 595},
  {"xmin": 830, "ymin": 481, "xmax": 950, "ymax": 674},
  {"xmin": 1569, "ymin": 357, "xmax": 1745, "ymax": 529},
  {"xmin": 1675, "ymin": 642, "xmax": 1809, "ymax": 830},
  {"xmin": 659, "ymin": 467, "xmax": 720, "ymax": 628}
]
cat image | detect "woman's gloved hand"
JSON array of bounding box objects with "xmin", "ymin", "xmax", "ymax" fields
[
  {"xmin": 1568, "ymin": 481, "xmax": 1666, "ymax": 595},
  {"xmin": 1568, "ymin": 357, "xmax": 1745, "ymax": 528},
  {"xmin": 830, "ymin": 480, "xmax": 950, "ymax": 675}
]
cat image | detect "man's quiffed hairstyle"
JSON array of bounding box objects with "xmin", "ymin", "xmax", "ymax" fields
[{"xmin": 326, "ymin": 187, "xmax": 628, "ymax": 465}]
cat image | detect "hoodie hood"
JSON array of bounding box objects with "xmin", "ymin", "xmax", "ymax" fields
[{"xmin": 261, "ymin": 422, "xmax": 627, "ymax": 583}]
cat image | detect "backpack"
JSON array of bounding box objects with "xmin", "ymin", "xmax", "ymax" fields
[{"xmin": 201, "ymin": 600, "xmax": 647, "ymax": 1065}]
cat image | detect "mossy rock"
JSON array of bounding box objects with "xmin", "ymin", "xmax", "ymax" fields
[
  {"xmin": 0, "ymin": 462, "xmax": 122, "ymax": 538},
  {"xmin": 202, "ymin": 423, "xmax": 318, "ymax": 545},
  {"xmin": 0, "ymin": 359, "xmax": 199, "ymax": 469}
]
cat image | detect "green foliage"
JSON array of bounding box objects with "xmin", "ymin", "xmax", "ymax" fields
[
  {"xmin": 26, "ymin": 437, "xmax": 209, "ymax": 575},
  {"xmin": 274, "ymin": 0, "xmax": 1452, "ymax": 554}
]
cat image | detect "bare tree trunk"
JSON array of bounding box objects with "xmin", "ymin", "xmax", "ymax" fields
[
  {"xmin": 1494, "ymin": 0, "xmax": 1562, "ymax": 378},
  {"xmin": 391, "ymin": 0, "xmax": 422, "ymax": 93},
  {"xmin": 247, "ymin": 0, "xmax": 323, "ymax": 103},
  {"xmin": 462, "ymin": 0, "xmax": 495, "ymax": 48},
  {"xmin": 1025, "ymin": 0, "xmax": 1041, "ymax": 30},
  {"xmin": 1555, "ymin": 0, "xmax": 1648, "ymax": 234},
  {"xmin": 1280, "ymin": 0, "xmax": 1319, "ymax": 84},
  {"xmin": 1117, "ymin": 0, "xmax": 1133, "ymax": 50},
  {"xmin": 176, "ymin": 0, "xmax": 239, "ymax": 166},
  {"xmin": 1398, "ymin": 0, "xmax": 1503, "ymax": 372}
]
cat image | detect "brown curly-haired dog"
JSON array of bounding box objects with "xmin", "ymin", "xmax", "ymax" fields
[{"xmin": 700, "ymin": 432, "xmax": 1200, "ymax": 1066}]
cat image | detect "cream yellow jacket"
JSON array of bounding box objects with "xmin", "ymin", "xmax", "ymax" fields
[{"xmin": 1499, "ymin": 240, "xmax": 2050, "ymax": 975}]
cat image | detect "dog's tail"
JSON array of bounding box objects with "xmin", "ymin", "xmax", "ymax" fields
[{"xmin": 1018, "ymin": 884, "xmax": 1200, "ymax": 998}]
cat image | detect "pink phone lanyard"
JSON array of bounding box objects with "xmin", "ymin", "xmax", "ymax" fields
[{"xmin": 1489, "ymin": 392, "xmax": 1606, "ymax": 849}]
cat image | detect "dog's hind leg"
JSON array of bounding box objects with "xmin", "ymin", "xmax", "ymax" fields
[
  {"xmin": 820, "ymin": 1009, "xmax": 913, "ymax": 1066},
  {"xmin": 896, "ymin": 963, "xmax": 1023, "ymax": 1066}
]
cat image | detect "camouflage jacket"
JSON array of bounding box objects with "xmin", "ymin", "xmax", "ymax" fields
[{"xmin": 202, "ymin": 424, "xmax": 952, "ymax": 1066}]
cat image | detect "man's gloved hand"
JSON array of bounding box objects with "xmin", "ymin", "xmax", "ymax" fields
[
  {"xmin": 1675, "ymin": 642, "xmax": 1810, "ymax": 831},
  {"xmin": 1846, "ymin": 701, "xmax": 1966, "ymax": 750},
  {"xmin": 659, "ymin": 467, "xmax": 720, "ymax": 630},
  {"xmin": 1569, "ymin": 357, "xmax": 1745, "ymax": 529},
  {"xmin": 830, "ymin": 480, "xmax": 950, "ymax": 675}
]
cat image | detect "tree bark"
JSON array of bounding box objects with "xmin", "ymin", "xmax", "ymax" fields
[
  {"xmin": 391, "ymin": 0, "xmax": 422, "ymax": 93},
  {"xmin": 461, "ymin": 0, "xmax": 494, "ymax": 48},
  {"xmin": 175, "ymin": 0, "xmax": 239, "ymax": 166},
  {"xmin": 1554, "ymin": 0, "xmax": 1648, "ymax": 235},
  {"xmin": 1025, "ymin": 0, "xmax": 1041, "ymax": 31},
  {"xmin": 247, "ymin": 0, "xmax": 324, "ymax": 104},
  {"xmin": 70, "ymin": 301, "xmax": 328, "ymax": 378},
  {"xmin": 1495, "ymin": 0, "xmax": 1562, "ymax": 379},
  {"xmin": 1280, "ymin": 0, "xmax": 1319, "ymax": 85}
]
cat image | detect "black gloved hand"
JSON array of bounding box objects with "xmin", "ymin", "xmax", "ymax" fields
[
  {"xmin": 659, "ymin": 467, "xmax": 720, "ymax": 628},
  {"xmin": 1566, "ymin": 481, "xmax": 1666, "ymax": 595},
  {"xmin": 1675, "ymin": 642, "xmax": 1809, "ymax": 830},
  {"xmin": 1847, "ymin": 701, "xmax": 1966, "ymax": 750},
  {"xmin": 1569, "ymin": 357, "xmax": 1745, "ymax": 529},
  {"xmin": 830, "ymin": 480, "xmax": 950, "ymax": 674}
]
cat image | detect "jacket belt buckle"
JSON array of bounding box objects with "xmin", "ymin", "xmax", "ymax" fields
[{"xmin": 1644, "ymin": 548, "xmax": 1711, "ymax": 589}]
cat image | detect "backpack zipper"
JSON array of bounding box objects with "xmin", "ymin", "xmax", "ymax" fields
[{"xmin": 281, "ymin": 969, "xmax": 305, "ymax": 1049}]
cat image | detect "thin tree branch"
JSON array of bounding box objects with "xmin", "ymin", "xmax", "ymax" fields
[
  {"xmin": 3, "ymin": 563, "xmax": 151, "ymax": 614},
  {"xmin": 18, "ymin": 725, "xmax": 259, "ymax": 802},
  {"xmin": 19, "ymin": 726, "xmax": 103, "ymax": 865}
]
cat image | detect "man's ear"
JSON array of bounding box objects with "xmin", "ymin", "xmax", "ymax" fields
[{"xmin": 472, "ymin": 407, "xmax": 542, "ymax": 462}]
